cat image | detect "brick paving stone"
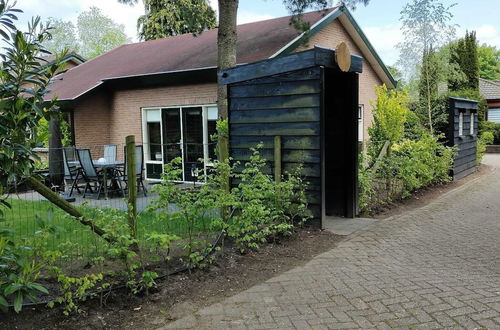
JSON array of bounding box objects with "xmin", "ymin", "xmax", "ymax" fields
[{"xmin": 159, "ymin": 156, "xmax": 500, "ymax": 329}]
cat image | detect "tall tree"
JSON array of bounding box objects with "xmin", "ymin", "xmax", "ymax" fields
[
  {"xmin": 43, "ymin": 18, "xmax": 79, "ymax": 54},
  {"xmin": 78, "ymin": 7, "xmax": 130, "ymax": 59},
  {"xmin": 397, "ymin": 0, "xmax": 456, "ymax": 80},
  {"xmin": 137, "ymin": 0, "xmax": 216, "ymax": 40},
  {"xmin": 449, "ymin": 30, "xmax": 479, "ymax": 91},
  {"xmin": 397, "ymin": 0, "xmax": 456, "ymax": 132},
  {"xmin": 42, "ymin": 7, "xmax": 130, "ymax": 59},
  {"xmin": 478, "ymin": 44, "xmax": 500, "ymax": 81},
  {"xmin": 418, "ymin": 47, "xmax": 440, "ymax": 132}
]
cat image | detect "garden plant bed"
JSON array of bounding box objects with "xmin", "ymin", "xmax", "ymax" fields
[
  {"xmin": 371, "ymin": 163, "xmax": 492, "ymax": 219},
  {"xmin": 0, "ymin": 228, "xmax": 341, "ymax": 330}
]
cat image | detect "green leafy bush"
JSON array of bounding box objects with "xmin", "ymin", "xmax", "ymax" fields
[
  {"xmin": 480, "ymin": 121, "xmax": 500, "ymax": 144},
  {"xmin": 477, "ymin": 131, "xmax": 494, "ymax": 164},
  {"xmin": 360, "ymin": 85, "xmax": 455, "ymax": 214}
]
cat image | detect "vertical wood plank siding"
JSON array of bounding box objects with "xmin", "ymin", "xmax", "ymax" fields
[
  {"xmin": 447, "ymin": 98, "xmax": 479, "ymax": 180},
  {"xmin": 229, "ymin": 67, "xmax": 323, "ymax": 224}
]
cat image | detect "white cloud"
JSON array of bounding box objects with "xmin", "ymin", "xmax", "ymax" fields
[
  {"xmin": 237, "ymin": 10, "xmax": 275, "ymax": 24},
  {"xmin": 470, "ymin": 25, "xmax": 500, "ymax": 47},
  {"xmin": 363, "ymin": 24, "xmax": 403, "ymax": 66},
  {"xmin": 208, "ymin": 1, "xmax": 275, "ymax": 24}
]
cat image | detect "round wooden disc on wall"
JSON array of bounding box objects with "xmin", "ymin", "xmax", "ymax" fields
[{"xmin": 335, "ymin": 42, "xmax": 351, "ymax": 72}]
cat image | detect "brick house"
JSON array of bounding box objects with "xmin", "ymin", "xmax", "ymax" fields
[
  {"xmin": 47, "ymin": 6, "xmax": 395, "ymax": 181},
  {"xmin": 479, "ymin": 78, "xmax": 500, "ymax": 123}
]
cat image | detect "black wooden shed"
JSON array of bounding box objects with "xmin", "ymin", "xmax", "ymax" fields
[
  {"xmin": 220, "ymin": 46, "xmax": 363, "ymax": 227},
  {"xmin": 446, "ymin": 97, "xmax": 479, "ymax": 180}
]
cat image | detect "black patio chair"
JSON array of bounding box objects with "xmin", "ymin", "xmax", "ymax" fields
[
  {"xmin": 77, "ymin": 148, "xmax": 106, "ymax": 199},
  {"xmin": 115, "ymin": 145, "xmax": 147, "ymax": 197},
  {"xmin": 63, "ymin": 147, "xmax": 83, "ymax": 197},
  {"xmin": 103, "ymin": 144, "xmax": 117, "ymax": 162}
]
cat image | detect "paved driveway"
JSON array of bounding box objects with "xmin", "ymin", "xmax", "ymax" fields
[{"xmin": 162, "ymin": 155, "xmax": 500, "ymax": 329}]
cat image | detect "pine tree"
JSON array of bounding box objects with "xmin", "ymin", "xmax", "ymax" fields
[{"xmin": 449, "ymin": 30, "xmax": 479, "ymax": 91}]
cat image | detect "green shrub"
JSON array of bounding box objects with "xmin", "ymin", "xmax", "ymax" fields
[
  {"xmin": 477, "ymin": 131, "xmax": 494, "ymax": 164},
  {"xmin": 480, "ymin": 121, "xmax": 500, "ymax": 144}
]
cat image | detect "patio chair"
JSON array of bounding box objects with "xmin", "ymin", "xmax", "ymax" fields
[
  {"xmin": 77, "ymin": 148, "xmax": 106, "ymax": 199},
  {"xmin": 63, "ymin": 147, "xmax": 82, "ymax": 197},
  {"xmin": 103, "ymin": 144, "xmax": 117, "ymax": 162},
  {"xmin": 116, "ymin": 145, "xmax": 147, "ymax": 197}
]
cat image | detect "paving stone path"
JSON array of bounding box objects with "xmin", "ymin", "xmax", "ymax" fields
[{"xmin": 162, "ymin": 155, "xmax": 500, "ymax": 329}]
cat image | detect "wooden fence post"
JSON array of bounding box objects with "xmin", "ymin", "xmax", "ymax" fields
[
  {"xmin": 126, "ymin": 135, "xmax": 137, "ymax": 240},
  {"xmin": 274, "ymin": 136, "xmax": 282, "ymax": 183},
  {"xmin": 26, "ymin": 176, "xmax": 111, "ymax": 243}
]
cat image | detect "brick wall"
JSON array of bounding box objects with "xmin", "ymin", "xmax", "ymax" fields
[
  {"xmin": 295, "ymin": 19, "xmax": 384, "ymax": 141},
  {"xmin": 73, "ymin": 90, "xmax": 111, "ymax": 152}
]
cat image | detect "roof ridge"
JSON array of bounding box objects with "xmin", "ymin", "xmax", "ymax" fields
[{"xmin": 122, "ymin": 7, "xmax": 336, "ymax": 48}]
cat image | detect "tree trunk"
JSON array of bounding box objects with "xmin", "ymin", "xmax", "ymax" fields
[
  {"xmin": 48, "ymin": 118, "xmax": 64, "ymax": 188},
  {"xmin": 217, "ymin": 0, "xmax": 238, "ymax": 120}
]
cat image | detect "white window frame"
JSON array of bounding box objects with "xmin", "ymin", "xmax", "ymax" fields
[
  {"xmin": 141, "ymin": 104, "xmax": 218, "ymax": 182},
  {"xmin": 358, "ymin": 104, "xmax": 364, "ymax": 142},
  {"xmin": 458, "ymin": 112, "xmax": 464, "ymax": 137},
  {"xmin": 470, "ymin": 112, "xmax": 475, "ymax": 135}
]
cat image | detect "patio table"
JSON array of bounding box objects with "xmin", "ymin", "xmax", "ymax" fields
[{"xmin": 93, "ymin": 160, "xmax": 125, "ymax": 199}]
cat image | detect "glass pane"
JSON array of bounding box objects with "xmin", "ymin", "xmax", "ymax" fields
[
  {"xmin": 147, "ymin": 122, "xmax": 161, "ymax": 161},
  {"xmin": 207, "ymin": 106, "xmax": 218, "ymax": 120},
  {"xmin": 163, "ymin": 108, "xmax": 182, "ymax": 162},
  {"xmin": 207, "ymin": 120, "xmax": 217, "ymax": 160},
  {"xmin": 146, "ymin": 109, "xmax": 161, "ymax": 122},
  {"xmin": 183, "ymin": 107, "xmax": 203, "ymax": 181}
]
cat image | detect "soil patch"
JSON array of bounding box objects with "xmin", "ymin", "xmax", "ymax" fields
[
  {"xmin": 371, "ymin": 164, "xmax": 493, "ymax": 220},
  {"xmin": 0, "ymin": 228, "xmax": 341, "ymax": 330}
]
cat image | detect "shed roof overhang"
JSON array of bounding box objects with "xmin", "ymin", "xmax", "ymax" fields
[{"xmin": 219, "ymin": 46, "xmax": 362, "ymax": 85}]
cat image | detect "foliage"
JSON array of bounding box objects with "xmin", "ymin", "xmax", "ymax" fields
[
  {"xmin": 477, "ymin": 131, "xmax": 494, "ymax": 165},
  {"xmin": 138, "ymin": 0, "xmax": 216, "ymax": 40},
  {"xmin": 42, "ymin": 18, "xmax": 80, "ymax": 55},
  {"xmin": 0, "ymin": 228, "xmax": 48, "ymax": 313},
  {"xmin": 480, "ymin": 121, "xmax": 500, "ymax": 145},
  {"xmin": 368, "ymin": 85, "xmax": 409, "ymax": 159},
  {"xmin": 418, "ymin": 46, "xmax": 442, "ymax": 131},
  {"xmin": 396, "ymin": 0, "xmax": 457, "ymax": 80},
  {"xmin": 77, "ymin": 7, "xmax": 130, "ymax": 59},
  {"xmin": 0, "ymin": 1, "xmax": 64, "ymax": 216},
  {"xmin": 360, "ymin": 86, "xmax": 454, "ymax": 214},
  {"xmin": 478, "ymin": 44, "xmax": 500, "ymax": 81},
  {"xmin": 43, "ymin": 7, "xmax": 129, "ymax": 59},
  {"xmin": 36, "ymin": 117, "xmax": 72, "ymax": 147},
  {"xmin": 228, "ymin": 146, "xmax": 310, "ymax": 251},
  {"xmin": 449, "ymin": 30, "xmax": 479, "ymax": 92}
]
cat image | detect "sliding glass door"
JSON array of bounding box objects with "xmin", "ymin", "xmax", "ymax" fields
[{"xmin": 142, "ymin": 105, "xmax": 218, "ymax": 182}]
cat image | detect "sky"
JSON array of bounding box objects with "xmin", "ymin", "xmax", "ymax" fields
[{"xmin": 13, "ymin": 0, "xmax": 500, "ymax": 67}]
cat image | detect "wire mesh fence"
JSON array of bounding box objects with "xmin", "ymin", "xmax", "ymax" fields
[{"xmin": 1, "ymin": 141, "xmax": 220, "ymax": 273}]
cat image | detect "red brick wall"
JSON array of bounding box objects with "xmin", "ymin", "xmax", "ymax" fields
[
  {"xmin": 73, "ymin": 90, "xmax": 111, "ymax": 150},
  {"xmin": 295, "ymin": 19, "xmax": 384, "ymax": 141}
]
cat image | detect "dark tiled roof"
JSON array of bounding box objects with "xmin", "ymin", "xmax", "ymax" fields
[
  {"xmin": 479, "ymin": 78, "xmax": 500, "ymax": 100},
  {"xmin": 47, "ymin": 9, "xmax": 334, "ymax": 101}
]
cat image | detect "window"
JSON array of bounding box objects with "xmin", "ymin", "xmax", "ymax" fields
[
  {"xmin": 144, "ymin": 109, "xmax": 162, "ymax": 161},
  {"xmin": 488, "ymin": 108, "xmax": 500, "ymax": 123},
  {"xmin": 458, "ymin": 112, "xmax": 464, "ymax": 136},
  {"xmin": 205, "ymin": 106, "xmax": 218, "ymax": 161},
  {"xmin": 358, "ymin": 104, "xmax": 364, "ymax": 142},
  {"xmin": 470, "ymin": 112, "xmax": 475, "ymax": 135}
]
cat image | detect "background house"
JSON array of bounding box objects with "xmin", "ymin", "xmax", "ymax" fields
[
  {"xmin": 479, "ymin": 78, "xmax": 500, "ymax": 123},
  {"xmin": 46, "ymin": 6, "xmax": 395, "ymax": 182}
]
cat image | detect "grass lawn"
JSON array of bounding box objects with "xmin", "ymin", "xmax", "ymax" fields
[{"xmin": 2, "ymin": 198, "xmax": 216, "ymax": 262}]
